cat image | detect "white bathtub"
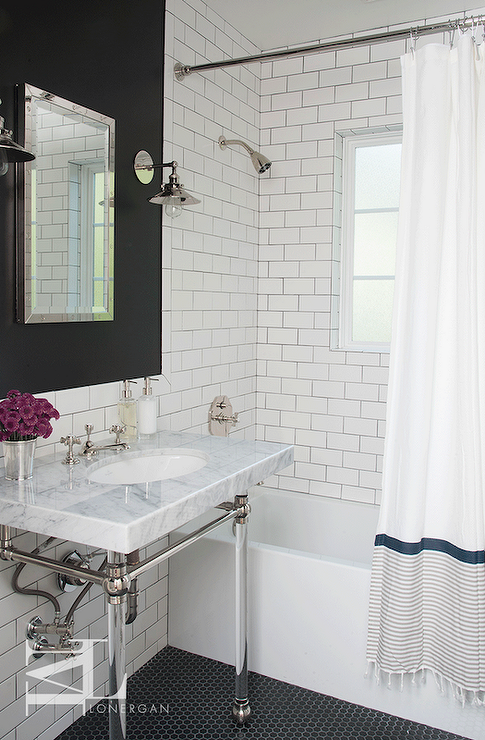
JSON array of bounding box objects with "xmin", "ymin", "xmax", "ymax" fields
[{"xmin": 169, "ymin": 489, "xmax": 485, "ymax": 740}]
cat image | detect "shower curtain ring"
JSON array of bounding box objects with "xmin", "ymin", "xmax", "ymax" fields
[{"xmin": 409, "ymin": 28, "xmax": 417, "ymax": 56}]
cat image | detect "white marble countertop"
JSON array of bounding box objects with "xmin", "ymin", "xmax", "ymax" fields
[{"xmin": 0, "ymin": 431, "xmax": 293, "ymax": 552}]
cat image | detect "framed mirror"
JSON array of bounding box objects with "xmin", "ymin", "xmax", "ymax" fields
[{"xmin": 16, "ymin": 83, "xmax": 115, "ymax": 323}]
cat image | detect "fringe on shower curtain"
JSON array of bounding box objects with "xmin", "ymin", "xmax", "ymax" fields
[{"xmin": 366, "ymin": 32, "xmax": 485, "ymax": 699}]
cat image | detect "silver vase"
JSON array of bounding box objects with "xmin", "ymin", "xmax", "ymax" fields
[{"xmin": 3, "ymin": 438, "xmax": 37, "ymax": 481}]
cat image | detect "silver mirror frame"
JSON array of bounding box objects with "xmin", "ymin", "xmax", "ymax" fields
[{"xmin": 16, "ymin": 83, "xmax": 115, "ymax": 324}]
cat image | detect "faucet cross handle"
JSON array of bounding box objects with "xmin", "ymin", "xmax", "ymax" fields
[
  {"xmin": 109, "ymin": 424, "xmax": 126, "ymax": 445},
  {"xmin": 60, "ymin": 435, "xmax": 81, "ymax": 465}
]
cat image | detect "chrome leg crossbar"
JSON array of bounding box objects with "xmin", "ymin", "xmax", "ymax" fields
[{"xmin": 0, "ymin": 494, "xmax": 252, "ymax": 737}]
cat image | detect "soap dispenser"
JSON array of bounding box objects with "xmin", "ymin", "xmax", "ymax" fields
[
  {"xmin": 118, "ymin": 380, "xmax": 137, "ymax": 441},
  {"xmin": 137, "ymin": 377, "xmax": 158, "ymax": 437}
]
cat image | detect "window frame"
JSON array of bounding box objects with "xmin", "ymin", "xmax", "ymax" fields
[{"xmin": 331, "ymin": 126, "xmax": 402, "ymax": 353}]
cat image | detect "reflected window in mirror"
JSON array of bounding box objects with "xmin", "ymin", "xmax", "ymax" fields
[{"xmin": 17, "ymin": 83, "xmax": 115, "ymax": 323}]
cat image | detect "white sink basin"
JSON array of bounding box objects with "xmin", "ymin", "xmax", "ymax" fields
[{"xmin": 87, "ymin": 448, "xmax": 209, "ymax": 485}]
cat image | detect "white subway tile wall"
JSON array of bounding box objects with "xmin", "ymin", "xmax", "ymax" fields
[{"xmin": 3, "ymin": 1, "xmax": 485, "ymax": 738}]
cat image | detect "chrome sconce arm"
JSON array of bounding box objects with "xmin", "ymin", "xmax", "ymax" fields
[{"xmin": 133, "ymin": 150, "xmax": 200, "ymax": 218}]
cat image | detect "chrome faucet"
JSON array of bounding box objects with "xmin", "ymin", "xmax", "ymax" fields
[{"xmin": 80, "ymin": 424, "xmax": 130, "ymax": 457}]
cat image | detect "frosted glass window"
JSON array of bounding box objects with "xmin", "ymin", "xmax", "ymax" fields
[{"xmin": 338, "ymin": 130, "xmax": 402, "ymax": 351}]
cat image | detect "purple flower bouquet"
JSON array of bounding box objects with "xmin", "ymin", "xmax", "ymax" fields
[{"xmin": 0, "ymin": 389, "xmax": 60, "ymax": 442}]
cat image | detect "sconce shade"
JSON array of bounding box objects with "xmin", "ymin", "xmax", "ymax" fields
[
  {"xmin": 148, "ymin": 182, "xmax": 201, "ymax": 206},
  {"xmin": 148, "ymin": 162, "xmax": 200, "ymax": 206},
  {"xmin": 0, "ymin": 117, "xmax": 35, "ymax": 163}
]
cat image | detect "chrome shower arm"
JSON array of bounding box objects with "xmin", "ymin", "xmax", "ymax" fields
[
  {"xmin": 219, "ymin": 138, "xmax": 254, "ymax": 155},
  {"xmin": 218, "ymin": 135, "xmax": 272, "ymax": 174}
]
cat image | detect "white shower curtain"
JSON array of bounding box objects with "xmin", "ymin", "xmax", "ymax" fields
[{"xmin": 367, "ymin": 33, "xmax": 485, "ymax": 698}]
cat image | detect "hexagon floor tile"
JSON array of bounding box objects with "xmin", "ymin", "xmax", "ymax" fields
[{"xmin": 54, "ymin": 646, "xmax": 469, "ymax": 740}]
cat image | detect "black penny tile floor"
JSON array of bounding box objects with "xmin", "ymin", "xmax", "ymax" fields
[{"xmin": 54, "ymin": 645, "xmax": 469, "ymax": 740}]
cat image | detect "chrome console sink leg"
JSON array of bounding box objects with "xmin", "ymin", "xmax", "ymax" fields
[
  {"xmin": 232, "ymin": 493, "xmax": 251, "ymax": 724},
  {"xmin": 106, "ymin": 552, "xmax": 128, "ymax": 740}
]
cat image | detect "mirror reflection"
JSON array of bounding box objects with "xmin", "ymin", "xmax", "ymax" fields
[{"xmin": 17, "ymin": 83, "xmax": 115, "ymax": 323}]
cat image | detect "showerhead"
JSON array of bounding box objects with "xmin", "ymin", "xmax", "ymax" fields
[{"xmin": 218, "ymin": 135, "xmax": 271, "ymax": 174}]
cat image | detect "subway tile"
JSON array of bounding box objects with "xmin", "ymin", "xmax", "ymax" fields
[
  {"xmin": 327, "ymin": 465, "xmax": 359, "ymax": 486},
  {"xmin": 265, "ymin": 393, "xmax": 297, "ymax": 412},
  {"xmin": 362, "ymin": 365, "xmax": 389, "ymax": 384},
  {"xmin": 341, "ymin": 484, "xmax": 376, "ymax": 504},
  {"xmin": 55, "ymin": 386, "xmax": 90, "ymax": 415},
  {"xmin": 313, "ymin": 379, "xmax": 345, "ymax": 399},
  {"xmin": 288, "ymin": 71, "xmax": 320, "ymax": 92},
  {"xmin": 371, "ymin": 38, "xmax": 406, "ymax": 60},
  {"xmin": 272, "ymin": 56, "xmax": 304, "ymax": 77},
  {"xmin": 286, "ymin": 141, "xmax": 319, "ymax": 160},
  {"xmin": 303, "ymin": 50, "xmax": 336, "ymax": 72},
  {"xmin": 266, "ymin": 357, "xmax": 298, "ymax": 375},
  {"xmin": 329, "ymin": 364, "xmax": 362, "ymax": 382},
  {"xmin": 387, "ymin": 57, "xmax": 403, "ymax": 78},
  {"xmin": 343, "ymin": 416, "xmax": 378, "ymax": 436},
  {"xmin": 361, "ymin": 435, "xmax": 385, "ymax": 455},
  {"xmin": 282, "ymin": 376, "xmax": 312, "ymax": 394},
  {"xmin": 345, "ymin": 382, "xmax": 379, "ymax": 401},
  {"xmin": 284, "ymin": 175, "xmax": 318, "ymax": 193},
  {"xmin": 272, "ymin": 125, "xmax": 303, "ymax": 144},
  {"xmin": 295, "ymin": 461, "xmax": 325, "ymax": 481},
  {"xmin": 311, "ymin": 446, "xmax": 343, "ymax": 467},
  {"xmin": 369, "ymin": 112, "xmax": 403, "ymax": 127},
  {"xmin": 302, "ymin": 87, "xmax": 335, "ymax": 107},
  {"xmin": 271, "ymin": 90, "xmax": 303, "ymax": 110},
  {"xmin": 336, "ymin": 45, "xmax": 370, "ymax": 66},
  {"xmin": 317, "ymin": 101, "xmax": 352, "ymax": 122},
  {"xmin": 295, "ymin": 428, "xmax": 330, "ymax": 448},
  {"xmin": 327, "ymin": 431, "xmax": 360, "ymax": 452},
  {"xmin": 261, "ymin": 110, "xmax": 287, "ymax": 128},
  {"xmin": 360, "ymin": 470, "xmax": 383, "ymax": 490},
  {"xmin": 261, "ymin": 77, "xmax": 288, "ymax": 95},
  {"xmin": 352, "ymin": 60, "xmax": 387, "ymax": 82},
  {"xmin": 309, "ymin": 480, "xmax": 341, "ymax": 497},
  {"xmin": 352, "ymin": 97, "xmax": 387, "ymax": 118},
  {"xmin": 335, "ymin": 81, "xmax": 369, "ymax": 103},
  {"xmin": 319, "ymin": 66, "xmax": 352, "ymax": 87},
  {"xmin": 343, "ymin": 450, "xmax": 377, "ymax": 472},
  {"xmin": 370, "ymin": 76, "xmax": 402, "ymax": 98},
  {"xmin": 311, "ymin": 414, "xmax": 344, "ymax": 433},
  {"xmin": 297, "ymin": 396, "xmax": 329, "ymax": 415},
  {"xmin": 361, "ymin": 401, "xmax": 387, "ymax": 421},
  {"xmin": 285, "ymin": 210, "xmax": 317, "ymax": 228},
  {"xmin": 286, "ymin": 106, "xmax": 319, "ymax": 125},
  {"xmin": 386, "ymin": 95, "xmax": 403, "ymax": 115}
]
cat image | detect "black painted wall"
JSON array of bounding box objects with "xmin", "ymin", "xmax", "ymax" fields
[{"xmin": 0, "ymin": 0, "xmax": 164, "ymax": 396}]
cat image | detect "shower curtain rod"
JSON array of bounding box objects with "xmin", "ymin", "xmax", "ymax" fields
[{"xmin": 174, "ymin": 14, "xmax": 483, "ymax": 79}]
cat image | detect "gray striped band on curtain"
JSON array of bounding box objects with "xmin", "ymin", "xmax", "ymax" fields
[{"xmin": 367, "ymin": 543, "xmax": 485, "ymax": 694}]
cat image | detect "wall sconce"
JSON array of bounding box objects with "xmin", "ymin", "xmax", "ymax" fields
[
  {"xmin": 133, "ymin": 150, "xmax": 200, "ymax": 218},
  {"xmin": 0, "ymin": 114, "xmax": 35, "ymax": 176}
]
